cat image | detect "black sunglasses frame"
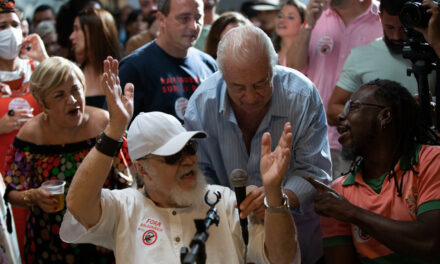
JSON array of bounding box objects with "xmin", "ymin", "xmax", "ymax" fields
[{"xmin": 140, "ymin": 140, "xmax": 198, "ymax": 165}]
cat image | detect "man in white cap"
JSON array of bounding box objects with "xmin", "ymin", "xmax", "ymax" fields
[{"xmin": 60, "ymin": 57, "xmax": 300, "ymax": 263}]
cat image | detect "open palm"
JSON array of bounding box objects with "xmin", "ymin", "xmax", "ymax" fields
[{"xmin": 260, "ymin": 122, "xmax": 293, "ymax": 189}]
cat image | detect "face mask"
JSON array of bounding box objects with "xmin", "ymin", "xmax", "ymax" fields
[{"xmin": 0, "ymin": 27, "xmax": 23, "ymax": 60}]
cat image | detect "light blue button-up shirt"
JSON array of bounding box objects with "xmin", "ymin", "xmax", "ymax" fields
[
  {"xmin": 184, "ymin": 65, "xmax": 332, "ymax": 211},
  {"xmin": 185, "ymin": 66, "xmax": 332, "ymax": 264}
]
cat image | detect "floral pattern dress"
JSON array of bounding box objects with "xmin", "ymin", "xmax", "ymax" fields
[{"xmin": 3, "ymin": 137, "xmax": 131, "ymax": 264}]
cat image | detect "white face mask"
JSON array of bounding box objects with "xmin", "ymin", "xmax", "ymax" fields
[{"xmin": 0, "ymin": 27, "xmax": 23, "ymax": 60}]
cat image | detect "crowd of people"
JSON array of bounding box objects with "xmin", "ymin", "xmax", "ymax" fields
[{"xmin": 1, "ymin": 0, "xmax": 440, "ymax": 263}]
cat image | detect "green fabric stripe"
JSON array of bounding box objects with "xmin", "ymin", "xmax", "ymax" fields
[
  {"xmin": 360, "ymin": 253, "xmax": 432, "ymax": 264},
  {"xmin": 323, "ymin": 236, "xmax": 352, "ymax": 247},
  {"xmin": 343, "ymin": 144, "xmax": 423, "ymax": 187},
  {"xmin": 417, "ymin": 200, "xmax": 440, "ymax": 216},
  {"xmin": 363, "ymin": 172, "xmax": 387, "ymax": 193},
  {"xmin": 343, "ymin": 159, "xmax": 363, "ymax": 186}
]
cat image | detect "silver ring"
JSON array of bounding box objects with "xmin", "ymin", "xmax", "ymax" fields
[
  {"xmin": 15, "ymin": 120, "xmax": 19, "ymax": 126},
  {"xmin": 320, "ymin": 2, "xmax": 324, "ymax": 7}
]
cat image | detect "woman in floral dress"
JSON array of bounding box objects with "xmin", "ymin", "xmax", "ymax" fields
[{"xmin": 3, "ymin": 56, "xmax": 131, "ymax": 263}]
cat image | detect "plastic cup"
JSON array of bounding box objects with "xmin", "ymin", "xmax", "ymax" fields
[{"xmin": 41, "ymin": 180, "xmax": 66, "ymax": 212}]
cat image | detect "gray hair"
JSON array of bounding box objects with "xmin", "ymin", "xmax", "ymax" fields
[{"xmin": 216, "ymin": 25, "xmax": 278, "ymax": 72}]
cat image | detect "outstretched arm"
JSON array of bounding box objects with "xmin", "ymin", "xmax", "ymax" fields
[
  {"xmin": 66, "ymin": 57, "xmax": 134, "ymax": 229},
  {"xmin": 262, "ymin": 122, "xmax": 298, "ymax": 264}
]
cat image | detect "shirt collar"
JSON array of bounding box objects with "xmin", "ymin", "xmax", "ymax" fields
[
  {"xmin": 218, "ymin": 76, "xmax": 237, "ymax": 123},
  {"xmin": 326, "ymin": 0, "xmax": 379, "ymax": 18},
  {"xmin": 342, "ymin": 143, "xmax": 422, "ymax": 186}
]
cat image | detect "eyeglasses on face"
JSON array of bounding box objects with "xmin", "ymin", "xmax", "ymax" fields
[
  {"xmin": 343, "ymin": 99, "xmax": 386, "ymax": 116},
  {"xmin": 141, "ymin": 140, "xmax": 198, "ymax": 165}
]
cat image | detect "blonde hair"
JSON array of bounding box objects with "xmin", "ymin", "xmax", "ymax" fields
[{"xmin": 30, "ymin": 56, "xmax": 86, "ymax": 107}]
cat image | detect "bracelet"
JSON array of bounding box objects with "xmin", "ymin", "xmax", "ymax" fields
[
  {"xmin": 303, "ymin": 21, "xmax": 314, "ymax": 31},
  {"xmin": 95, "ymin": 132, "xmax": 123, "ymax": 157},
  {"xmin": 23, "ymin": 189, "xmax": 34, "ymax": 207},
  {"xmin": 264, "ymin": 193, "xmax": 290, "ymax": 213}
]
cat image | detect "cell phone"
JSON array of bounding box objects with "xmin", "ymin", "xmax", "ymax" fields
[{"xmin": 302, "ymin": 176, "xmax": 331, "ymax": 191}]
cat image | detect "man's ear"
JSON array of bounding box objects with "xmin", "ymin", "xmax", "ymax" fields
[
  {"xmin": 134, "ymin": 161, "xmax": 152, "ymax": 181},
  {"xmin": 156, "ymin": 11, "xmax": 166, "ymax": 27},
  {"xmin": 378, "ymin": 107, "xmax": 392, "ymax": 129}
]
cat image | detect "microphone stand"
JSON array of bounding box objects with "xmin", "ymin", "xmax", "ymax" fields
[{"xmin": 180, "ymin": 191, "xmax": 221, "ymax": 264}]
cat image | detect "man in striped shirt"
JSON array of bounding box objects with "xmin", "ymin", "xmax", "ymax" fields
[{"xmin": 184, "ymin": 25, "xmax": 332, "ymax": 264}]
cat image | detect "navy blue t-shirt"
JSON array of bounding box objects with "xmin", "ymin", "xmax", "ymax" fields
[{"xmin": 119, "ymin": 40, "xmax": 217, "ymax": 121}]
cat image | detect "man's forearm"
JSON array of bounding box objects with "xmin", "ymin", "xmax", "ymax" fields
[
  {"xmin": 264, "ymin": 191, "xmax": 298, "ymax": 264},
  {"xmin": 349, "ymin": 207, "xmax": 440, "ymax": 260},
  {"xmin": 66, "ymin": 147, "xmax": 115, "ymax": 229},
  {"xmin": 286, "ymin": 27, "xmax": 312, "ymax": 70}
]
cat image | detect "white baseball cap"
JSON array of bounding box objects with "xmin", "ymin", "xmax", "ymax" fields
[{"xmin": 127, "ymin": 112, "xmax": 206, "ymax": 160}]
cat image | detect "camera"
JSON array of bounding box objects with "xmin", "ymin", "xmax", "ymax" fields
[{"xmin": 399, "ymin": 0, "xmax": 431, "ymax": 28}]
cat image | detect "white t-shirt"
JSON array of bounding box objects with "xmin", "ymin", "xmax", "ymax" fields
[{"xmin": 60, "ymin": 185, "xmax": 297, "ymax": 264}]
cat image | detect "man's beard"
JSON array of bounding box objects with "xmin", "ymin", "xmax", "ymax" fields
[
  {"xmin": 169, "ymin": 169, "xmax": 207, "ymax": 208},
  {"xmin": 384, "ymin": 34, "xmax": 404, "ymax": 54}
]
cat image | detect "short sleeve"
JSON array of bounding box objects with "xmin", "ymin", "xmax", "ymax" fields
[{"xmin": 336, "ymin": 50, "xmax": 363, "ymax": 93}]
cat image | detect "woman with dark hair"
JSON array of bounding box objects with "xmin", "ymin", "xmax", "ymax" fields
[
  {"xmin": 70, "ymin": 7, "xmax": 121, "ymax": 108},
  {"xmin": 204, "ymin": 12, "xmax": 251, "ymax": 59},
  {"xmin": 273, "ymin": 0, "xmax": 305, "ymax": 66},
  {"xmin": 124, "ymin": 9, "xmax": 148, "ymax": 46}
]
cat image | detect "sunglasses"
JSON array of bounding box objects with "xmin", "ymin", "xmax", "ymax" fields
[
  {"xmin": 143, "ymin": 140, "xmax": 198, "ymax": 165},
  {"xmin": 343, "ymin": 99, "xmax": 386, "ymax": 116}
]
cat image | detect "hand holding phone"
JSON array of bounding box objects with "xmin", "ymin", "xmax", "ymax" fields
[{"xmin": 302, "ymin": 176, "xmax": 339, "ymax": 197}]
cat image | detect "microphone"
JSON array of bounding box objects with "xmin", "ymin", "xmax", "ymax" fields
[{"xmin": 230, "ymin": 169, "xmax": 249, "ymax": 246}]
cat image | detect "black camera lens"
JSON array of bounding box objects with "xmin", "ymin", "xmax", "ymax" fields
[{"xmin": 399, "ymin": 1, "xmax": 431, "ymax": 28}]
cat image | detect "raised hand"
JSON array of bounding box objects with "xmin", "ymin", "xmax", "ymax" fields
[
  {"xmin": 305, "ymin": 0, "xmax": 329, "ymax": 28},
  {"xmin": 101, "ymin": 56, "xmax": 134, "ymax": 139},
  {"xmin": 260, "ymin": 122, "xmax": 292, "ymax": 204},
  {"xmin": 20, "ymin": 34, "xmax": 48, "ymax": 62}
]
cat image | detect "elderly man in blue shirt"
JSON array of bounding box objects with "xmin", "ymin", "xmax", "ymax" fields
[{"xmin": 184, "ymin": 25, "xmax": 332, "ymax": 264}]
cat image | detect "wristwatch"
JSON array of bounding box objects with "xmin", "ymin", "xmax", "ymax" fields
[
  {"xmin": 95, "ymin": 132, "xmax": 123, "ymax": 157},
  {"xmin": 264, "ymin": 193, "xmax": 290, "ymax": 213}
]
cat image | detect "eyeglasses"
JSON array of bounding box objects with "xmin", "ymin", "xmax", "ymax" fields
[
  {"xmin": 343, "ymin": 99, "xmax": 386, "ymax": 116},
  {"xmin": 142, "ymin": 140, "xmax": 198, "ymax": 165}
]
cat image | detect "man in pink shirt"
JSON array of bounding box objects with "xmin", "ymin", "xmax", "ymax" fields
[{"xmin": 287, "ymin": 0, "xmax": 382, "ymax": 179}]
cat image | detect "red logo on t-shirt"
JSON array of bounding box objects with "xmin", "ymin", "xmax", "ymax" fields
[
  {"xmin": 160, "ymin": 76, "xmax": 200, "ymax": 94},
  {"xmin": 143, "ymin": 230, "xmax": 158, "ymax": 245}
]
